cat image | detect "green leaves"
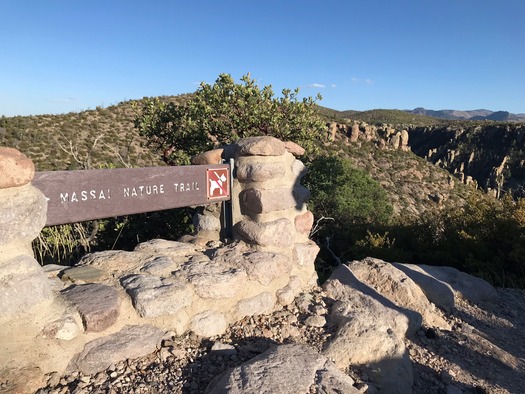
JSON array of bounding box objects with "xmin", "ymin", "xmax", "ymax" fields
[
  {"xmin": 305, "ymin": 155, "xmax": 393, "ymax": 225},
  {"xmin": 303, "ymin": 154, "xmax": 394, "ymax": 271},
  {"xmin": 134, "ymin": 73, "xmax": 326, "ymax": 165}
]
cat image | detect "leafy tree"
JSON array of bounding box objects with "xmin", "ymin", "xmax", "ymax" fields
[
  {"xmin": 133, "ymin": 97, "xmax": 208, "ymax": 165},
  {"xmin": 303, "ymin": 155, "xmax": 394, "ymax": 274},
  {"xmin": 134, "ymin": 73, "xmax": 326, "ymax": 164},
  {"xmin": 305, "ymin": 155, "xmax": 393, "ymax": 225}
]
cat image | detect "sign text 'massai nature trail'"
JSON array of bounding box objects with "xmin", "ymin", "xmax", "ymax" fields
[{"xmin": 32, "ymin": 164, "xmax": 231, "ymax": 226}]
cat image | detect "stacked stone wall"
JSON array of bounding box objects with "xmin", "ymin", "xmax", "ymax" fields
[{"xmin": 0, "ymin": 137, "xmax": 320, "ymax": 391}]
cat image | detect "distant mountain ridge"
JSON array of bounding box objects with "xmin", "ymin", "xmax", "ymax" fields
[{"xmin": 406, "ymin": 107, "xmax": 525, "ymax": 122}]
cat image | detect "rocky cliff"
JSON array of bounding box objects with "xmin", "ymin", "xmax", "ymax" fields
[
  {"xmin": 325, "ymin": 121, "xmax": 476, "ymax": 218},
  {"xmin": 407, "ymin": 122, "xmax": 525, "ymax": 198},
  {"xmin": 328, "ymin": 119, "xmax": 525, "ymax": 202}
]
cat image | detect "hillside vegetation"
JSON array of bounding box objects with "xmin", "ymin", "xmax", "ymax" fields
[
  {"xmin": 317, "ymin": 106, "xmax": 442, "ymax": 126},
  {"xmin": 0, "ymin": 99, "xmax": 172, "ymax": 171},
  {"xmin": 1, "ymin": 96, "xmax": 471, "ymax": 219},
  {"xmin": 2, "ymin": 85, "xmax": 525, "ymax": 287}
]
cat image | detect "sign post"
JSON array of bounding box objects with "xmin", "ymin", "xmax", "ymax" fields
[{"xmin": 32, "ymin": 164, "xmax": 231, "ymax": 226}]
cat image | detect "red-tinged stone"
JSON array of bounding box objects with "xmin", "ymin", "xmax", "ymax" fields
[
  {"xmin": 284, "ymin": 141, "xmax": 305, "ymax": 156},
  {"xmin": 237, "ymin": 136, "xmax": 286, "ymax": 156},
  {"xmin": 0, "ymin": 147, "xmax": 35, "ymax": 188},
  {"xmin": 295, "ymin": 211, "xmax": 314, "ymax": 235},
  {"xmin": 191, "ymin": 148, "xmax": 224, "ymax": 165},
  {"xmin": 61, "ymin": 283, "xmax": 121, "ymax": 332}
]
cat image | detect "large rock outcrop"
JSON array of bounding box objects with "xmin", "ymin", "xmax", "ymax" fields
[{"xmin": 322, "ymin": 264, "xmax": 414, "ymax": 394}]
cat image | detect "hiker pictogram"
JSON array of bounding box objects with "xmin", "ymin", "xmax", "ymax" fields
[{"xmin": 207, "ymin": 168, "xmax": 229, "ymax": 199}]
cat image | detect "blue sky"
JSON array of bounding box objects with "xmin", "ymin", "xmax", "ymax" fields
[{"xmin": 1, "ymin": 0, "xmax": 524, "ymax": 116}]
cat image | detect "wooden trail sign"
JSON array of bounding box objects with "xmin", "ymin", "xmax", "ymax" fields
[{"xmin": 32, "ymin": 164, "xmax": 231, "ymax": 226}]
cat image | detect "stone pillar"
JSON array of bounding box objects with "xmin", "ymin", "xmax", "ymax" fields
[
  {"xmin": 0, "ymin": 148, "xmax": 54, "ymax": 318},
  {"xmin": 230, "ymin": 136, "xmax": 319, "ymax": 287},
  {"xmin": 400, "ymin": 129, "xmax": 409, "ymax": 151},
  {"xmin": 188, "ymin": 137, "xmax": 320, "ymax": 288},
  {"xmin": 350, "ymin": 123, "xmax": 360, "ymax": 142}
]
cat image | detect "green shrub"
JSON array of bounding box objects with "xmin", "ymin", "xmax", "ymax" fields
[
  {"xmin": 134, "ymin": 73, "xmax": 326, "ymax": 165},
  {"xmin": 304, "ymin": 155, "xmax": 394, "ymax": 270},
  {"xmin": 305, "ymin": 155, "xmax": 393, "ymax": 225},
  {"xmin": 359, "ymin": 194, "xmax": 525, "ymax": 288}
]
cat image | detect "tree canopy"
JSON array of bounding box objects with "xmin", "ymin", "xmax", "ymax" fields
[
  {"xmin": 134, "ymin": 73, "xmax": 326, "ymax": 165},
  {"xmin": 304, "ymin": 155, "xmax": 393, "ymax": 225}
]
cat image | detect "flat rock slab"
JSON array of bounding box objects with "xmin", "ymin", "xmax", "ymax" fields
[
  {"xmin": 347, "ymin": 258, "xmax": 450, "ymax": 330},
  {"xmin": 395, "ymin": 263, "xmax": 497, "ymax": 306},
  {"xmin": 61, "ymin": 283, "xmax": 121, "ymax": 332},
  {"xmin": 206, "ymin": 343, "xmax": 359, "ymax": 394},
  {"xmin": 236, "ymin": 136, "xmax": 286, "ymax": 157},
  {"xmin": 78, "ymin": 250, "xmax": 147, "ymax": 276},
  {"xmin": 235, "ymin": 218, "xmax": 295, "ymax": 249},
  {"xmin": 133, "ymin": 238, "xmax": 199, "ymax": 256},
  {"xmin": 60, "ymin": 266, "xmax": 104, "ymax": 283},
  {"xmin": 176, "ymin": 260, "xmax": 247, "ymax": 300},
  {"xmin": 236, "ymin": 160, "xmax": 287, "ymax": 182},
  {"xmin": 67, "ymin": 325, "xmax": 164, "ymax": 375},
  {"xmin": 121, "ymin": 274, "xmax": 193, "ymax": 318},
  {"xmin": 139, "ymin": 255, "xmax": 189, "ymax": 276},
  {"xmin": 241, "ymin": 251, "xmax": 291, "ymax": 286}
]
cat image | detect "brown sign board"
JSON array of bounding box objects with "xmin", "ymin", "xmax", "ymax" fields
[{"xmin": 32, "ymin": 164, "xmax": 230, "ymax": 226}]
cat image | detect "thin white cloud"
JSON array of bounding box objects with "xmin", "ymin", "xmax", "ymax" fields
[
  {"xmin": 307, "ymin": 83, "xmax": 326, "ymax": 88},
  {"xmin": 365, "ymin": 79, "xmax": 374, "ymax": 85},
  {"xmin": 331, "ymin": 84, "xmax": 337, "ymax": 88}
]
